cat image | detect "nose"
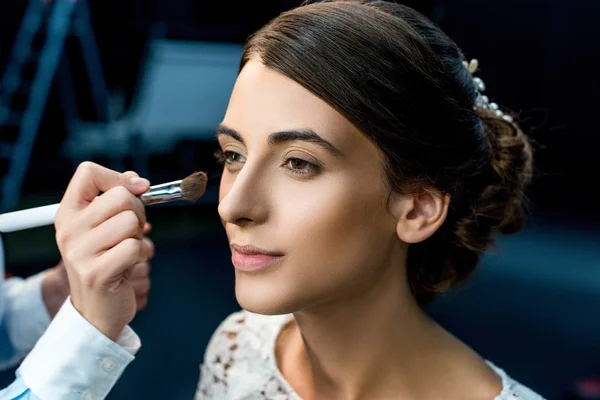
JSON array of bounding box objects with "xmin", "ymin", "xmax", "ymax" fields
[{"xmin": 218, "ymin": 162, "xmax": 269, "ymax": 227}]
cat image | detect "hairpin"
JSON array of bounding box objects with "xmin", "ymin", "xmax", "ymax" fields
[{"xmin": 463, "ymin": 59, "xmax": 514, "ymax": 123}]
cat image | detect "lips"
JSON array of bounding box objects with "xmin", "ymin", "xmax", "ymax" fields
[{"xmin": 230, "ymin": 243, "xmax": 285, "ymax": 272}]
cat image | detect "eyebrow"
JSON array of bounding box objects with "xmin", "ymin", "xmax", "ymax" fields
[{"xmin": 216, "ymin": 124, "xmax": 342, "ymax": 159}]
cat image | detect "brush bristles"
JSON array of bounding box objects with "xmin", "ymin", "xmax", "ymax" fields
[{"xmin": 181, "ymin": 171, "xmax": 208, "ymax": 202}]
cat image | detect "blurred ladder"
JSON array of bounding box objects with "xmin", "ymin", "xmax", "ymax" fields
[{"xmin": 0, "ymin": 0, "xmax": 108, "ymax": 212}]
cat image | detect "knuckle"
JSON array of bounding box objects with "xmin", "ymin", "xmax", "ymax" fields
[
  {"xmin": 122, "ymin": 170, "xmax": 139, "ymax": 178},
  {"xmin": 77, "ymin": 161, "xmax": 95, "ymax": 175},
  {"xmin": 55, "ymin": 229, "xmax": 68, "ymax": 248},
  {"xmin": 121, "ymin": 210, "xmax": 140, "ymax": 236},
  {"xmin": 141, "ymin": 247, "xmax": 152, "ymax": 262},
  {"xmin": 123, "ymin": 238, "xmax": 142, "ymax": 258},
  {"xmin": 142, "ymin": 238, "xmax": 155, "ymax": 258},
  {"xmin": 75, "ymin": 162, "xmax": 97, "ymax": 183},
  {"xmin": 113, "ymin": 186, "xmax": 133, "ymax": 208}
]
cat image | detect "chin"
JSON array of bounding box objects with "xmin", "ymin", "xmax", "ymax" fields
[{"xmin": 234, "ymin": 270, "xmax": 305, "ymax": 316}]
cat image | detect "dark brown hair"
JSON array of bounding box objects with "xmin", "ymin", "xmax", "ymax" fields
[{"xmin": 241, "ymin": 0, "xmax": 533, "ymax": 304}]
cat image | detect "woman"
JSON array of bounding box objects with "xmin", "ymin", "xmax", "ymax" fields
[{"xmin": 195, "ymin": 1, "xmax": 541, "ymax": 399}]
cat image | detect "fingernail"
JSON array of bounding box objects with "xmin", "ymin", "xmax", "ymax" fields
[{"xmin": 130, "ymin": 177, "xmax": 150, "ymax": 189}]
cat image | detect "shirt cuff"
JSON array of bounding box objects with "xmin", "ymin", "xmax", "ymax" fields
[
  {"xmin": 18, "ymin": 296, "xmax": 141, "ymax": 400},
  {"xmin": 4, "ymin": 271, "xmax": 52, "ymax": 353}
]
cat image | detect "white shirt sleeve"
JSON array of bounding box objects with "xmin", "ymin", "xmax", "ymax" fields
[
  {"xmin": 0, "ymin": 233, "xmax": 52, "ymax": 370},
  {"xmin": 17, "ymin": 297, "xmax": 141, "ymax": 400},
  {"xmin": 3, "ymin": 271, "xmax": 52, "ymax": 355}
]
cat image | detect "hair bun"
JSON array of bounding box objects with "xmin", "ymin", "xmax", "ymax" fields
[{"xmin": 455, "ymin": 110, "xmax": 534, "ymax": 255}]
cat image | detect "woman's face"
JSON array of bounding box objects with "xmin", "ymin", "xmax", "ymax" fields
[{"xmin": 218, "ymin": 60, "xmax": 404, "ymax": 315}]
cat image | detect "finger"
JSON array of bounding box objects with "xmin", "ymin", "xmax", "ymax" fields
[
  {"xmin": 96, "ymin": 238, "xmax": 148, "ymax": 279},
  {"xmin": 79, "ymin": 185, "xmax": 146, "ymax": 231},
  {"xmin": 79, "ymin": 210, "xmax": 145, "ymax": 257},
  {"xmin": 142, "ymin": 237, "xmax": 155, "ymax": 260},
  {"xmin": 132, "ymin": 278, "xmax": 151, "ymax": 296},
  {"xmin": 56, "ymin": 185, "xmax": 145, "ymax": 251},
  {"xmin": 59, "ymin": 162, "xmax": 149, "ymax": 214},
  {"xmin": 56, "ymin": 188, "xmax": 145, "ymax": 247},
  {"xmin": 131, "ymin": 261, "xmax": 150, "ymax": 278},
  {"xmin": 136, "ymin": 295, "xmax": 148, "ymax": 310},
  {"xmin": 143, "ymin": 222, "xmax": 152, "ymax": 235},
  {"xmin": 122, "ymin": 171, "xmax": 140, "ymax": 178}
]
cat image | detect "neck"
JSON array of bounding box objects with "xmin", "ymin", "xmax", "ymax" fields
[{"xmin": 290, "ymin": 258, "xmax": 441, "ymax": 400}]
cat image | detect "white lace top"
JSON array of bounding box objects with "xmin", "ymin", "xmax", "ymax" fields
[{"xmin": 195, "ymin": 310, "xmax": 545, "ymax": 400}]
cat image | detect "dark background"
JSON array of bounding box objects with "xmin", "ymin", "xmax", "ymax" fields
[{"xmin": 1, "ymin": 1, "xmax": 599, "ymax": 399}]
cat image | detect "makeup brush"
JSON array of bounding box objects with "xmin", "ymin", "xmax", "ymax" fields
[{"xmin": 0, "ymin": 171, "xmax": 207, "ymax": 233}]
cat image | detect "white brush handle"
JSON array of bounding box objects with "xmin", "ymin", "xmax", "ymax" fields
[
  {"xmin": 0, "ymin": 204, "xmax": 61, "ymax": 233},
  {"xmin": 0, "ymin": 179, "xmax": 189, "ymax": 233}
]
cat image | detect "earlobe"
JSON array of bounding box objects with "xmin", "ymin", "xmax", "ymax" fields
[{"xmin": 391, "ymin": 191, "xmax": 450, "ymax": 244}]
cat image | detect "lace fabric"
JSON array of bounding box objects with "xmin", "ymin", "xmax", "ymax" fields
[{"xmin": 195, "ymin": 310, "xmax": 545, "ymax": 400}]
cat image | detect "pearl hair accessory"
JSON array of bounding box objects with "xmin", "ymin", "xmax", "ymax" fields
[{"xmin": 463, "ymin": 59, "xmax": 514, "ymax": 123}]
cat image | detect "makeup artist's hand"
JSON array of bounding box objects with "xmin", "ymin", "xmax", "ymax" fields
[
  {"xmin": 41, "ymin": 259, "xmax": 69, "ymax": 318},
  {"xmin": 42, "ymin": 223, "xmax": 153, "ymax": 318},
  {"xmin": 54, "ymin": 162, "xmax": 154, "ymax": 341},
  {"xmin": 132, "ymin": 222, "xmax": 153, "ymax": 311}
]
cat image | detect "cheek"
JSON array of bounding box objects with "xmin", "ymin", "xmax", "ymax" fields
[{"xmin": 276, "ymin": 177, "xmax": 393, "ymax": 282}]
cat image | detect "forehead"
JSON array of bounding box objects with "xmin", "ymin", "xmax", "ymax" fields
[{"xmin": 222, "ymin": 60, "xmax": 365, "ymax": 151}]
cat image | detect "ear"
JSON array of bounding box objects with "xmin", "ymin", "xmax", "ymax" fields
[{"xmin": 389, "ymin": 190, "xmax": 450, "ymax": 244}]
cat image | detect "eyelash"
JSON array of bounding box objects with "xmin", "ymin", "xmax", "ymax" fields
[{"xmin": 214, "ymin": 149, "xmax": 319, "ymax": 176}]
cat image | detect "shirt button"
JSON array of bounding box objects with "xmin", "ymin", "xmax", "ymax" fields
[
  {"xmin": 82, "ymin": 390, "xmax": 95, "ymax": 400},
  {"xmin": 101, "ymin": 357, "xmax": 118, "ymax": 372}
]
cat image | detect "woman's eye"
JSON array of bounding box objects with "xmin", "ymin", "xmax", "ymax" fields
[
  {"xmin": 226, "ymin": 151, "xmax": 241, "ymax": 163},
  {"xmin": 285, "ymin": 158, "xmax": 319, "ymax": 176},
  {"xmin": 215, "ymin": 149, "xmax": 320, "ymax": 177},
  {"xmin": 214, "ymin": 150, "xmax": 245, "ymax": 165},
  {"xmin": 290, "ymin": 159, "xmax": 308, "ymax": 169}
]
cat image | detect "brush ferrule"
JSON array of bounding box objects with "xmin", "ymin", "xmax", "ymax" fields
[{"xmin": 140, "ymin": 180, "xmax": 183, "ymax": 205}]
